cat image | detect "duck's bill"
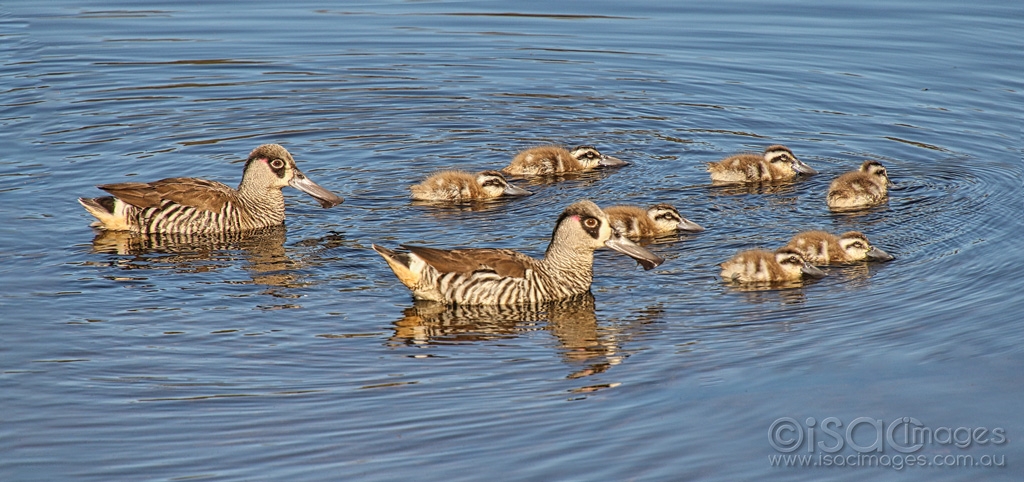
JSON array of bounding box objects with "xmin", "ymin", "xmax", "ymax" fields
[
  {"xmin": 502, "ymin": 183, "xmax": 533, "ymax": 197},
  {"xmin": 677, "ymin": 217, "xmax": 706, "ymax": 232},
  {"xmin": 605, "ymin": 235, "xmax": 664, "ymax": 270},
  {"xmin": 801, "ymin": 263, "xmax": 827, "ymax": 278},
  {"xmin": 866, "ymin": 246, "xmax": 894, "ymax": 261},
  {"xmin": 598, "ymin": 155, "xmax": 629, "ymax": 168},
  {"xmin": 290, "ymin": 169, "xmax": 344, "ymax": 208},
  {"xmin": 793, "ymin": 159, "xmax": 818, "ymax": 175}
]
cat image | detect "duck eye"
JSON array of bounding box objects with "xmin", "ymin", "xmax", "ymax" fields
[
  {"xmin": 270, "ymin": 159, "xmax": 285, "ymax": 169},
  {"xmin": 583, "ymin": 217, "xmax": 599, "ymax": 229}
]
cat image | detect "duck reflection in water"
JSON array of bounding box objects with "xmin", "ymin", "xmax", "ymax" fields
[
  {"xmin": 731, "ymin": 285, "xmax": 811, "ymax": 305},
  {"xmin": 412, "ymin": 196, "xmax": 528, "ymax": 215},
  {"xmin": 86, "ymin": 225, "xmax": 312, "ymax": 291},
  {"xmin": 709, "ymin": 182, "xmax": 802, "ymax": 197},
  {"xmin": 390, "ymin": 293, "xmax": 637, "ymax": 379}
]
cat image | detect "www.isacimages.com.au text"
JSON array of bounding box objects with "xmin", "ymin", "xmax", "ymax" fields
[{"xmin": 769, "ymin": 452, "xmax": 1006, "ymax": 470}]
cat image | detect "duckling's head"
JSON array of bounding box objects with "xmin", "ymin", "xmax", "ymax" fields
[
  {"xmin": 764, "ymin": 144, "xmax": 817, "ymax": 176},
  {"xmin": 244, "ymin": 144, "xmax": 343, "ymax": 208},
  {"xmin": 570, "ymin": 145, "xmax": 629, "ymax": 169},
  {"xmin": 647, "ymin": 203, "xmax": 705, "ymax": 232},
  {"xmin": 550, "ymin": 200, "xmax": 663, "ymax": 270},
  {"xmin": 838, "ymin": 231, "xmax": 894, "ymax": 261},
  {"xmin": 859, "ymin": 160, "xmax": 893, "ymax": 187},
  {"xmin": 475, "ymin": 170, "xmax": 532, "ymax": 198},
  {"xmin": 775, "ymin": 246, "xmax": 826, "ymax": 279}
]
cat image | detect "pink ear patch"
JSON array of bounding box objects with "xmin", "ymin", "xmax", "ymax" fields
[{"xmin": 570, "ymin": 215, "xmax": 580, "ymax": 221}]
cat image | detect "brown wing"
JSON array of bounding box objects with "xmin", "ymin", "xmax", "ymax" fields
[
  {"xmin": 402, "ymin": 245, "xmax": 534, "ymax": 278},
  {"xmin": 99, "ymin": 177, "xmax": 236, "ymax": 212}
]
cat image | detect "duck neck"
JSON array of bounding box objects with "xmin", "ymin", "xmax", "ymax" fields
[
  {"xmin": 542, "ymin": 240, "xmax": 596, "ymax": 292},
  {"xmin": 236, "ymin": 179, "xmax": 287, "ymax": 226}
]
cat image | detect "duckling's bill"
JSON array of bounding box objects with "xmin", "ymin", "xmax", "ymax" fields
[
  {"xmin": 866, "ymin": 246, "xmax": 894, "ymax": 261},
  {"xmin": 678, "ymin": 217, "xmax": 705, "ymax": 232},
  {"xmin": 599, "ymin": 154, "xmax": 628, "ymax": 168},
  {"xmin": 801, "ymin": 263, "xmax": 827, "ymax": 278},
  {"xmin": 793, "ymin": 158, "xmax": 818, "ymax": 175},
  {"xmin": 503, "ymin": 183, "xmax": 532, "ymax": 197}
]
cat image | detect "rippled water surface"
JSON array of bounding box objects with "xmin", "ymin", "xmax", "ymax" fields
[{"xmin": 2, "ymin": 1, "xmax": 1022, "ymax": 480}]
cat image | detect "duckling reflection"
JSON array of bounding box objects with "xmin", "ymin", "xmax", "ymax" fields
[
  {"xmin": 389, "ymin": 293, "xmax": 625, "ymax": 378},
  {"xmin": 829, "ymin": 262, "xmax": 875, "ymax": 287},
  {"xmin": 733, "ymin": 287, "xmax": 810, "ymax": 305},
  {"xmin": 87, "ymin": 225, "xmax": 306, "ymax": 289},
  {"xmin": 412, "ymin": 196, "xmax": 527, "ymax": 214},
  {"xmin": 708, "ymin": 181, "xmax": 801, "ymax": 197}
]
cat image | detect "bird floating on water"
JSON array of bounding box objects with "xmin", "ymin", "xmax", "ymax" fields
[
  {"xmin": 502, "ymin": 145, "xmax": 627, "ymax": 176},
  {"xmin": 707, "ymin": 145, "xmax": 817, "ymax": 184},
  {"xmin": 78, "ymin": 144, "xmax": 343, "ymax": 234},
  {"xmin": 371, "ymin": 200, "xmax": 664, "ymax": 305}
]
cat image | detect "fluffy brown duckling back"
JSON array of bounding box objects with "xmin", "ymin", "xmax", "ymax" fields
[
  {"xmin": 707, "ymin": 145, "xmax": 817, "ymax": 184},
  {"xmin": 720, "ymin": 246, "xmax": 825, "ymax": 283},
  {"xmin": 784, "ymin": 230, "xmax": 894, "ymax": 264},
  {"xmin": 410, "ymin": 170, "xmax": 531, "ymax": 201},
  {"xmin": 826, "ymin": 160, "xmax": 893, "ymax": 210},
  {"xmin": 502, "ymin": 145, "xmax": 627, "ymax": 176},
  {"xmin": 604, "ymin": 203, "xmax": 704, "ymax": 240}
]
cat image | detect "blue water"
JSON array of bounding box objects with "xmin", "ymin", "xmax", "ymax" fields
[{"xmin": 1, "ymin": 1, "xmax": 1022, "ymax": 480}]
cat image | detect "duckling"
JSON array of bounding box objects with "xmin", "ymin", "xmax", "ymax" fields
[
  {"xmin": 78, "ymin": 144, "xmax": 343, "ymax": 234},
  {"xmin": 604, "ymin": 203, "xmax": 705, "ymax": 240},
  {"xmin": 502, "ymin": 145, "xmax": 627, "ymax": 176},
  {"xmin": 826, "ymin": 160, "xmax": 892, "ymax": 209},
  {"xmin": 410, "ymin": 170, "xmax": 531, "ymax": 201},
  {"xmin": 784, "ymin": 230, "xmax": 894, "ymax": 265},
  {"xmin": 720, "ymin": 247, "xmax": 825, "ymax": 284},
  {"xmin": 707, "ymin": 145, "xmax": 817, "ymax": 184},
  {"xmin": 371, "ymin": 200, "xmax": 664, "ymax": 305}
]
